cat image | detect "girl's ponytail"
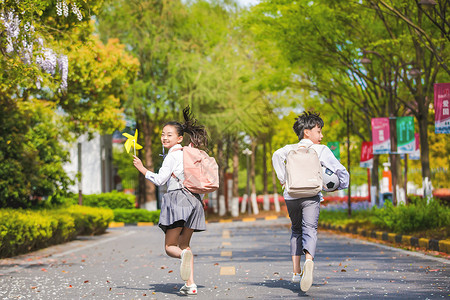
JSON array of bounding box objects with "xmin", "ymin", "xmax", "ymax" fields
[{"xmin": 182, "ymin": 106, "xmax": 208, "ymax": 148}]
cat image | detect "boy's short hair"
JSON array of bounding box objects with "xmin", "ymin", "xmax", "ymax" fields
[{"xmin": 293, "ymin": 111, "xmax": 324, "ymax": 140}]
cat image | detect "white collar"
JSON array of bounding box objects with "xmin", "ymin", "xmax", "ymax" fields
[
  {"xmin": 168, "ymin": 144, "xmax": 182, "ymax": 153},
  {"xmin": 299, "ymin": 139, "xmax": 314, "ymax": 145}
]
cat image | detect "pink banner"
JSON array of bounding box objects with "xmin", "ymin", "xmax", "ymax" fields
[
  {"xmin": 371, "ymin": 118, "xmax": 390, "ymax": 154},
  {"xmin": 409, "ymin": 133, "xmax": 421, "ymax": 160},
  {"xmin": 434, "ymin": 83, "xmax": 450, "ymax": 133},
  {"xmin": 360, "ymin": 141, "xmax": 374, "ymax": 168}
]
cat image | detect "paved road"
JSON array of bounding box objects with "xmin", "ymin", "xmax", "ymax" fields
[{"xmin": 0, "ymin": 218, "xmax": 448, "ymax": 299}]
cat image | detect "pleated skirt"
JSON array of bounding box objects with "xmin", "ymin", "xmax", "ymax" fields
[{"xmin": 158, "ymin": 189, "xmax": 206, "ymax": 233}]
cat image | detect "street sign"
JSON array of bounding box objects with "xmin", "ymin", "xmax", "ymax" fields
[
  {"xmin": 409, "ymin": 133, "xmax": 420, "ymax": 160},
  {"xmin": 434, "ymin": 83, "xmax": 450, "ymax": 134},
  {"xmin": 360, "ymin": 141, "xmax": 373, "ymax": 168},
  {"xmin": 396, "ymin": 116, "xmax": 415, "ymax": 153},
  {"xmin": 327, "ymin": 141, "xmax": 340, "ymax": 160},
  {"xmin": 371, "ymin": 118, "xmax": 391, "ymax": 154}
]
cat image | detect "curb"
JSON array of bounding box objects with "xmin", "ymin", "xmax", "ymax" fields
[
  {"xmin": 206, "ymin": 215, "xmax": 288, "ymax": 224},
  {"xmin": 320, "ymin": 222, "xmax": 450, "ymax": 254},
  {"xmin": 108, "ymin": 215, "xmax": 288, "ymax": 228}
]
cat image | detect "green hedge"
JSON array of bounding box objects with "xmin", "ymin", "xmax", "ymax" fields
[
  {"xmin": 0, "ymin": 206, "xmax": 113, "ymax": 258},
  {"xmin": 372, "ymin": 198, "xmax": 450, "ymax": 234},
  {"xmin": 76, "ymin": 191, "xmax": 136, "ymax": 209},
  {"xmin": 113, "ymin": 209, "xmax": 160, "ymax": 223},
  {"xmin": 320, "ymin": 198, "xmax": 450, "ymax": 235}
]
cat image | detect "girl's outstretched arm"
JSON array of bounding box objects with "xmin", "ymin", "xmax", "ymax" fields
[{"xmin": 133, "ymin": 155, "xmax": 148, "ymax": 176}]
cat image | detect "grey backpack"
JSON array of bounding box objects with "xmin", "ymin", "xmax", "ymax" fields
[{"xmin": 285, "ymin": 144, "xmax": 323, "ymax": 198}]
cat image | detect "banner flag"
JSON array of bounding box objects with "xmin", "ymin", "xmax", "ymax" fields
[
  {"xmin": 360, "ymin": 141, "xmax": 374, "ymax": 168},
  {"xmin": 371, "ymin": 118, "xmax": 390, "ymax": 154},
  {"xmin": 327, "ymin": 141, "xmax": 340, "ymax": 160},
  {"xmin": 396, "ymin": 116, "xmax": 415, "ymax": 153},
  {"xmin": 409, "ymin": 133, "xmax": 421, "ymax": 160},
  {"xmin": 434, "ymin": 83, "xmax": 450, "ymax": 134}
]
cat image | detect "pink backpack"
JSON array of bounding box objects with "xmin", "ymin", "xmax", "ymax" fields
[{"xmin": 172, "ymin": 145, "xmax": 219, "ymax": 194}]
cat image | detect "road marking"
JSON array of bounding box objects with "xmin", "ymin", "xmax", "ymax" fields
[
  {"xmin": 220, "ymin": 266, "xmax": 235, "ymax": 275},
  {"xmin": 265, "ymin": 216, "xmax": 278, "ymax": 220},
  {"xmin": 222, "ymin": 230, "xmax": 230, "ymax": 239},
  {"xmin": 137, "ymin": 222, "xmax": 154, "ymax": 226},
  {"xmin": 109, "ymin": 222, "xmax": 125, "ymax": 228},
  {"xmin": 242, "ymin": 217, "xmax": 256, "ymax": 222},
  {"xmin": 222, "ymin": 242, "xmax": 231, "ymax": 246},
  {"xmin": 221, "ymin": 251, "xmax": 232, "ymax": 257},
  {"xmin": 219, "ymin": 219, "xmax": 232, "ymax": 223},
  {"xmin": 0, "ymin": 231, "xmax": 136, "ymax": 274},
  {"xmin": 53, "ymin": 231, "xmax": 135, "ymax": 257}
]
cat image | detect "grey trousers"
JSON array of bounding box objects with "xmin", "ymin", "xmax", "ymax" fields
[{"xmin": 285, "ymin": 196, "xmax": 320, "ymax": 258}]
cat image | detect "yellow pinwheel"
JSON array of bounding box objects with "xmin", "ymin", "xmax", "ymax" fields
[{"xmin": 123, "ymin": 129, "xmax": 143, "ymax": 155}]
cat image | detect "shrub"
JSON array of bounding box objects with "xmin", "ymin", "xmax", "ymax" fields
[
  {"xmin": 319, "ymin": 209, "xmax": 374, "ymax": 227},
  {"xmin": 76, "ymin": 191, "xmax": 135, "ymax": 209},
  {"xmin": 371, "ymin": 198, "xmax": 450, "ymax": 234},
  {"xmin": 113, "ymin": 209, "xmax": 160, "ymax": 223},
  {"xmin": 0, "ymin": 206, "xmax": 113, "ymax": 258},
  {"xmin": 62, "ymin": 206, "xmax": 114, "ymax": 235}
]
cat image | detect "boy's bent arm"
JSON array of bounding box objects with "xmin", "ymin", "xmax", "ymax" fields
[
  {"xmin": 320, "ymin": 146, "xmax": 349, "ymax": 189},
  {"xmin": 272, "ymin": 146, "xmax": 289, "ymax": 185}
]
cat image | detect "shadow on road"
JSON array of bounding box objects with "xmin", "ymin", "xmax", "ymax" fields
[{"xmin": 246, "ymin": 279, "xmax": 327, "ymax": 298}]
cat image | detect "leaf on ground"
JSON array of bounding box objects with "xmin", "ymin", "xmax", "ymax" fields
[
  {"xmin": 84, "ymin": 280, "xmax": 89, "ymax": 283},
  {"xmin": 214, "ymin": 263, "xmax": 219, "ymax": 266},
  {"xmin": 429, "ymin": 269, "xmax": 440, "ymax": 272},
  {"xmin": 168, "ymin": 270, "xmax": 173, "ymax": 273},
  {"xmin": 41, "ymin": 268, "xmax": 47, "ymax": 272},
  {"xmin": 67, "ymin": 285, "xmax": 73, "ymax": 288},
  {"xmin": 341, "ymin": 269, "xmax": 346, "ymax": 272},
  {"xmin": 354, "ymin": 269, "xmax": 359, "ymax": 272}
]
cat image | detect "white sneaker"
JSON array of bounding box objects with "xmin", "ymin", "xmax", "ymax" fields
[
  {"xmin": 292, "ymin": 271, "xmax": 302, "ymax": 283},
  {"xmin": 179, "ymin": 283, "xmax": 197, "ymax": 295},
  {"xmin": 300, "ymin": 259, "xmax": 314, "ymax": 292},
  {"xmin": 180, "ymin": 249, "xmax": 193, "ymax": 281}
]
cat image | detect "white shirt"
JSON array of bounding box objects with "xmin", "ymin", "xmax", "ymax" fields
[
  {"xmin": 272, "ymin": 139, "xmax": 350, "ymax": 200},
  {"xmin": 145, "ymin": 144, "xmax": 184, "ymax": 191}
]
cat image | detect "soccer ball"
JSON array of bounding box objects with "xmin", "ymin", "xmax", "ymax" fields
[{"xmin": 322, "ymin": 166, "xmax": 340, "ymax": 192}]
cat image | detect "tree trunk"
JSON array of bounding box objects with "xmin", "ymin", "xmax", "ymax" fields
[
  {"xmin": 262, "ymin": 138, "xmax": 269, "ymax": 210},
  {"xmin": 217, "ymin": 139, "xmax": 226, "ymax": 216},
  {"xmin": 269, "ymin": 138, "xmax": 280, "ymax": 212},
  {"xmin": 232, "ymin": 138, "xmax": 240, "ymax": 216},
  {"xmin": 372, "ymin": 155, "xmax": 380, "ymax": 206},
  {"xmin": 250, "ymin": 138, "xmax": 259, "ymax": 214},
  {"xmin": 417, "ymin": 109, "xmax": 431, "ymax": 196},
  {"xmin": 140, "ymin": 113, "xmax": 156, "ymax": 210}
]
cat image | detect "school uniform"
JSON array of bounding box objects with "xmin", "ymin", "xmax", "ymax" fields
[
  {"xmin": 272, "ymin": 139, "xmax": 349, "ymax": 258},
  {"xmin": 144, "ymin": 144, "xmax": 206, "ymax": 233}
]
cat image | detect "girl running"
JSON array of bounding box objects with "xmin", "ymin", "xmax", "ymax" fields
[{"xmin": 132, "ymin": 106, "xmax": 208, "ymax": 295}]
